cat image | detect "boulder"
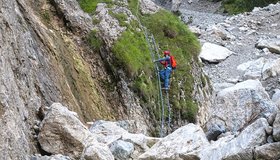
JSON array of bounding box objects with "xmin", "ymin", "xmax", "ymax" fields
[
  {"xmin": 140, "ymin": 0, "xmax": 161, "ymax": 14},
  {"xmin": 212, "ymin": 82, "xmax": 235, "ymax": 92},
  {"xmin": 199, "ymin": 42, "xmax": 234, "ymax": 63},
  {"xmin": 109, "ymin": 140, "xmax": 134, "ymax": 160},
  {"xmin": 208, "ymin": 80, "xmax": 277, "ymax": 132},
  {"xmin": 254, "ymin": 142, "xmax": 280, "ymax": 160},
  {"xmin": 53, "ymin": 0, "xmax": 93, "ymax": 34},
  {"xmin": 198, "ymin": 118, "xmax": 269, "ymax": 160},
  {"xmin": 189, "ymin": 26, "xmax": 202, "ymax": 37},
  {"xmin": 262, "ymin": 58, "xmax": 280, "ymax": 80},
  {"xmin": 138, "ymin": 123, "xmax": 209, "ymax": 159},
  {"xmin": 170, "ymin": 0, "xmax": 183, "ymax": 12},
  {"xmin": 206, "ymin": 124, "xmax": 226, "ymax": 141},
  {"xmin": 272, "ymin": 89, "xmax": 280, "ymax": 109},
  {"xmin": 38, "ymin": 103, "xmax": 113, "ymax": 159},
  {"xmin": 273, "ymin": 112, "xmax": 280, "ymax": 141},
  {"xmin": 237, "ymin": 57, "xmax": 267, "ymax": 80},
  {"xmin": 272, "ymin": 89, "xmax": 280, "ymax": 102},
  {"xmin": 208, "ymin": 25, "xmax": 235, "ymax": 40},
  {"xmin": 89, "ymin": 120, "xmax": 160, "ymax": 157},
  {"xmin": 83, "ymin": 144, "xmax": 114, "ymax": 160},
  {"xmin": 256, "ymin": 39, "xmax": 280, "ymax": 54}
]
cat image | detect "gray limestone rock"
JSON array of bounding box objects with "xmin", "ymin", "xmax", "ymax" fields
[
  {"xmin": 89, "ymin": 120, "xmax": 160, "ymax": 157},
  {"xmin": 53, "ymin": 0, "xmax": 93, "ymax": 34},
  {"xmin": 140, "ymin": 0, "xmax": 161, "ymax": 14},
  {"xmin": 200, "ymin": 118, "xmax": 268, "ymax": 160},
  {"xmin": 206, "ymin": 124, "xmax": 226, "ymax": 141},
  {"xmin": 256, "ymin": 39, "xmax": 280, "ymax": 54},
  {"xmin": 83, "ymin": 144, "xmax": 114, "ymax": 160},
  {"xmin": 254, "ymin": 142, "xmax": 280, "ymax": 160},
  {"xmin": 109, "ymin": 140, "xmax": 134, "ymax": 160},
  {"xmin": 30, "ymin": 154, "xmax": 71, "ymax": 160},
  {"xmin": 273, "ymin": 112, "xmax": 280, "ymax": 142},
  {"xmin": 237, "ymin": 57, "xmax": 267, "ymax": 80},
  {"xmin": 208, "ymin": 80, "xmax": 277, "ymax": 132},
  {"xmin": 139, "ymin": 123, "xmax": 209, "ymax": 159},
  {"xmin": 38, "ymin": 103, "xmax": 113, "ymax": 159}
]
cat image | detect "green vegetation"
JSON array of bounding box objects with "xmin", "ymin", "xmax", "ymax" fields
[
  {"xmin": 78, "ymin": 0, "xmax": 201, "ymax": 132},
  {"xmin": 222, "ymin": 0, "xmax": 279, "ymax": 14},
  {"xmin": 78, "ymin": 0, "xmax": 113, "ymax": 13},
  {"xmin": 141, "ymin": 10, "xmax": 200, "ymax": 123},
  {"xmin": 109, "ymin": 11, "xmax": 128, "ymax": 27},
  {"xmin": 40, "ymin": 10, "xmax": 51, "ymax": 24},
  {"xmin": 87, "ymin": 30, "xmax": 103, "ymax": 52}
]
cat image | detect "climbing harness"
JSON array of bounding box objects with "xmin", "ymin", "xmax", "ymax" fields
[{"xmin": 135, "ymin": 2, "xmax": 172, "ymax": 137}]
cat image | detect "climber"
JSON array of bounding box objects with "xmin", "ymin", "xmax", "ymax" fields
[{"xmin": 154, "ymin": 50, "xmax": 176, "ymax": 90}]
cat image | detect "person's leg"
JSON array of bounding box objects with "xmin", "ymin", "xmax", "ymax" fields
[
  {"xmin": 164, "ymin": 68, "xmax": 171, "ymax": 88},
  {"xmin": 159, "ymin": 69, "xmax": 165, "ymax": 81}
]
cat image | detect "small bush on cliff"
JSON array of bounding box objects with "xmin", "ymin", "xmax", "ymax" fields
[
  {"xmin": 78, "ymin": 0, "xmax": 113, "ymax": 13},
  {"xmin": 222, "ymin": 0, "xmax": 279, "ymax": 14}
]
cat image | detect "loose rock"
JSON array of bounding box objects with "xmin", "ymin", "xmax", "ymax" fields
[{"xmin": 199, "ymin": 42, "xmax": 234, "ymax": 63}]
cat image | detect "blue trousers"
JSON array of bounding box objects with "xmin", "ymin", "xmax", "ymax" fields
[{"xmin": 159, "ymin": 67, "xmax": 172, "ymax": 88}]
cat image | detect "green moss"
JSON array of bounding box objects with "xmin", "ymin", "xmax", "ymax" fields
[
  {"xmin": 222, "ymin": 0, "xmax": 279, "ymax": 14},
  {"xmin": 40, "ymin": 10, "xmax": 51, "ymax": 24},
  {"xmin": 87, "ymin": 30, "xmax": 103, "ymax": 52},
  {"xmin": 78, "ymin": 0, "xmax": 113, "ymax": 13},
  {"xmin": 112, "ymin": 28, "xmax": 152, "ymax": 77},
  {"xmin": 109, "ymin": 11, "xmax": 128, "ymax": 27}
]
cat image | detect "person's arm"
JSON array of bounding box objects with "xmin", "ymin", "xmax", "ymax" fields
[{"xmin": 154, "ymin": 56, "xmax": 170, "ymax": 62}]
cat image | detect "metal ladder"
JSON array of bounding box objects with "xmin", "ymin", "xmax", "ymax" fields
[{"xmin": 135, "ymin": 2, "xmax": 172, "ymax": 137}]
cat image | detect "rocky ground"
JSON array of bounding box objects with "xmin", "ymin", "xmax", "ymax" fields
[{"xmin": 179, "ymin": 0, "xmax": 280, "ymax": 91}]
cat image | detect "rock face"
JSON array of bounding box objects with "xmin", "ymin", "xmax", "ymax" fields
[
  {"xmin": 53, "ymin": 0, "xmax": 93, "ymax": 34},
  {"xmin": 208, "ymin": 80, "xmax": 277, "ymax": 132},
  {"xmin": 38, "ymin": 103, "xmax": 113, "ymax": 159},
  {"xmin": 94, "ymin": 3, "xmax": 127, "ymax": 47},
  {"xmin": 273, "ymin": 112, "xmax": 280, "ymax": 141},
  {"xmin": 138, "ymin": 124, "xmax": 209, "ymax": 159},
  {"xmin": 256, "ymin": 39, "xmax": 280, "ymax": 54},
  {"xmin": 254, "ymin": 142, "xmax": 280, "ymax": 160},
  {"xmin": 199, "ymin": 42, "xmax": 234, "ymax": 63}
]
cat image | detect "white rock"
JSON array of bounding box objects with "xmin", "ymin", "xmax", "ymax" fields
[
  {"xmin": 199, "ymin": 42, "xmax": 234, "ymax": 63},
  {"xmin": 138, "ymin": 124, "xmax": 209, "ymax": 159}
]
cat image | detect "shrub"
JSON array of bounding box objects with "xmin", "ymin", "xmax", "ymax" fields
[{"xmin": 222, "ymin": 0, "xmax": 279, "ymax": 14}]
